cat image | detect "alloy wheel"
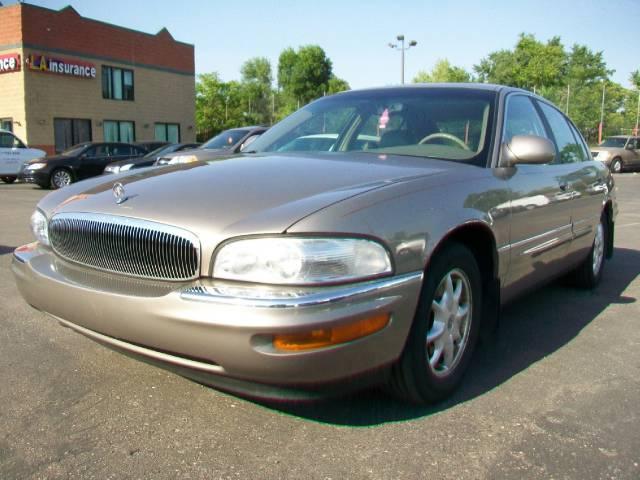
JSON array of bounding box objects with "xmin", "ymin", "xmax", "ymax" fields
[
  {"xmin": 426, "ymin": 268, "xmax": 472, "ymax": 378},
  {"xmin": 592, "ymin": 222, "xmax": 605, "ymax": 276},
  {"xmin": 52, "ymin": 170, "xmax": 72, "ymax": 188}
]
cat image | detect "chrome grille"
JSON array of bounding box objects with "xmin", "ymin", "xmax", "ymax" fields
[{"xmin": 49, "ymin": 213, "xmax": 200, "ymax": 281}]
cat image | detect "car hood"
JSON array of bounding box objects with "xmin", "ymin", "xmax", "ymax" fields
[
  {"xmin": 28, "ymin": 154, "xmax": 68, "ymax": 164},
  {"xmin": 161, "ymin": 147, "xmax": 229, "ymax": 161},
  {"xmin": 590, "ymin": 146, "xmax": 623, "ymax": 153},
  {"xmin": 106, "ymin": 156, "xmax": 147, "ymax": 167},
  {"xmin": 38, "ymin": 152, "xmax": 448, "ymax": 266}
]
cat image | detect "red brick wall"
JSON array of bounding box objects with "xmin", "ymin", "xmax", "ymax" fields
[
  {"xmin": 0, "ymin": 4, "xmax": 22, "ymax": 47},
  {"xmin": 19, "ymin": 4, "xmax": 194, "ymax": 74},
  {"xmin": 31, "ymin": 144, "xmax": 56, "ymax": 156}
]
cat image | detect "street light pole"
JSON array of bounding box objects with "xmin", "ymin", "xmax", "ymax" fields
[
  {"xmin": 599, "ymin": 80, "xmax": 606, "ymax": 144},
  {"xmin": 635, "ymin": 89, "xmax": 640, "ymax": 136},
  {"xmin": 388, "ymin": 34, "xmax": 417, "ymax": 85}
]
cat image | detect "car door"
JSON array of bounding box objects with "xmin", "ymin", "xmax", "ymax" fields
[
  {"xmin": 628, "ymin": 137, "xmax": 640, "ymax": 166},
  {"xmin": 500, "ymin": 94, "xmax": 574, "ymax": 297},
  {"xmin": 78, "ymin": 145, "xmax": 112, "ymax": 179},
  {"xmin": 536, "ymin": 100, "xmax": 608, "ymax": 260},
  {"xmin": 0, "ymin": 131, "xmax": 23, "ymax": 175}
]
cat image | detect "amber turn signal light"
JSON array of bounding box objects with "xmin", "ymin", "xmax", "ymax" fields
[{"xmin": 273, "ymin": 313, "xmax": 390, "ymax": 351}]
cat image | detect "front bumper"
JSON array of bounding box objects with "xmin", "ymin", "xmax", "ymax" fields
[
  {"xmin": 12, "ymin": 244, "xmax": 423, "ymax": 399},
  {"xmin": 19, "ymin": 169, "xmax": 49, "ymax": 186}
]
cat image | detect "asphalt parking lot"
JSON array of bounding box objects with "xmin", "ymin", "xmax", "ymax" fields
[{"xmin": 1, "ymin": 175, "xmax": 639, "ymax": 480}]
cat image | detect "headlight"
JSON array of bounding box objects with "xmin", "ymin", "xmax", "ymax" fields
[
  {"xmin": 169, "ymin": 155, "xmax": 198, "ymax": 165},
  {"xmin": 30, "ymin": 209, "xmax": 49, "ymax": 246},
  {"xmin": 25, "ymin": 162, "xmax": 46, "ymax": 170},
  {"xmin": 119, "ymin": 163, "xmax": 133, "ymax": 171},
  {"xmin": 104, "ymin": 165, "xmax": 119, "ymax": 174},
  {"xmin": 213, "ymin": 237, "xmax": 392, "ymax": 285}
]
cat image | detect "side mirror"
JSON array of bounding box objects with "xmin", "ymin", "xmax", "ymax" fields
[
  {"xmin": 625, "ymin": 143, "xmax": 634, "ymax": 150},
  {"xmin": 501, "ymin": 135, "xmax": 555, "ymax": 166}
]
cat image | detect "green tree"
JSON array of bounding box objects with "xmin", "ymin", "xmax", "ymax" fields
[
  {"xmin": 277, "ymin": 45, "xmax": 333, "ymax": 112},
  {"xmin": 630, "ymin": 70, "xmax": 640, "ymax": 90},
  {"xmin": 240, "ymin": 57, "xmax": 273, "ymax": 125},
  {"xmin": 413, "ymin": 59, "xmax": 472, "ymax": 83},
  {"xmin": 326, "ymin": 75, "xmax": 350, "ymax": 94},
  {"xmin": 475, "ymin": 33, "xmax": 567, "ymax": 90}
]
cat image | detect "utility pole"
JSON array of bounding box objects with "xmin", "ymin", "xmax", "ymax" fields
[
  {"xmin": 635, "ymin": 89, "xmax": 640, "ymax": 136},
  {"xmin": 388, "ymin": 35, "xmax": 417, "ymax": 85},
  {"xmin": 599, "ymin": 80, "xmax": 606, "ymax": 144}
]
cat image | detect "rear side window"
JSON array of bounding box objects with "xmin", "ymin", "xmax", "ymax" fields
[
  {"xmin": 567, "ymin": 122, "xmax": 590, "ymax": 161},
  {"xmin": 537, "ymin": 102, "xmax": 586, "ymax": 164}
]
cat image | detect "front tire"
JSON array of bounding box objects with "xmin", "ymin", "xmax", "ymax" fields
[
  {"xmin": 0, "ymin": 176, "xmax": 16, "ymax": 184},
  {"xmin": 50, "ymin": 168, "xmax": 73, "ymax": 189},
  {"xmin": 572, "ymin": 214, "xmax": 607, "ymax": 289},
  {"xmin": 610, "ymin": 157, "xmax": 623, "ymax": 173},
  {"xmin": 389, "ymin": 243, "xmax": 482, "ymax": 404}
]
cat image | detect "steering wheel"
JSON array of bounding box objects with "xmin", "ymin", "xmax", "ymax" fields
[{"xmin": 418, "ymin": 132, "xmax": 470, "ymax": 150}]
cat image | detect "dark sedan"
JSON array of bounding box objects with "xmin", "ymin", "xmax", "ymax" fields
[
  {"xmin": 103, "ymin": 143, "xmax": 201, "ymax": 174},
  {"xmin": 156, "ymin": 126, "xmax": 266, "ymax": 165},
  {"xmin": 20, "ymin": 142, "xmax": 148, "ymax": 189}
]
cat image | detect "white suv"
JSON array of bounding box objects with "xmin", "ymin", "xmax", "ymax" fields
[{"xmin": 0, "ymin": 129, "xmax": 46, "ymax": 183}]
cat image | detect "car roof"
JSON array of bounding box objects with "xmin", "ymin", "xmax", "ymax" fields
[{"xmin": 332, "ymin": 83, "xmax": 517, "ymax": 97}]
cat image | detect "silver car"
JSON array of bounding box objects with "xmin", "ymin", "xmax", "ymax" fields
[
  {"xmin": 13, "ymin": 84, "xmax": 616, "ymax": 404},
  {"xmin": 590, "ymin": 135, "xmax": 640, "ymax": 173}
]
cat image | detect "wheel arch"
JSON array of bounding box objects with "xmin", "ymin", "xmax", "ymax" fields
[
  {"xmin": 603, "ymin": 200, "xmax": 614, "ymax": 259},
  {"xmin": 426, "ymin": 221, "xmax": 501, "ymax": 340}
]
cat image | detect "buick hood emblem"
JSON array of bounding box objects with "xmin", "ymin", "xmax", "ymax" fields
[{"xmin": 112, "ymin": 182, "xmax": 128, "ymax": 204}]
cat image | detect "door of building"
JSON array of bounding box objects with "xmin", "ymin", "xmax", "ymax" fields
[{"xmin": 54, "ymin": 118, "xmax": 92, "ymax": 153}]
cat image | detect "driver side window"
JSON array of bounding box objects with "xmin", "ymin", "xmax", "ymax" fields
[{"xmin": 502, "ymin": 95, "xmax": 548, "ymax": 144}]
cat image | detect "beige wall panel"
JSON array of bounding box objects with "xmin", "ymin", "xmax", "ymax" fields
[
  {"xmin": 22, "ymin": 51, "xmax": 195, "ymax": 148},
  {"xmin": 0, "ymin": 47, "xmax": 28, "ymax": 141}
]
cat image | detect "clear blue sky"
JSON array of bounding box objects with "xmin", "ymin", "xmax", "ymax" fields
[{"xmin": 10, "ymin": 0, "xmax": 640, "ymax": 89}]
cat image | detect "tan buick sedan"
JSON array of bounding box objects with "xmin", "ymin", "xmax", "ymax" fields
[
  {"xmin": 13, "ymin": 85, "xmax": 616, "ymax": 404},
  {"xmin": 590, "ymin": 135, "xmax": 640, "ymax": 173}
]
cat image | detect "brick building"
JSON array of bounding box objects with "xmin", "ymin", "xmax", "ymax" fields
[{"xmin": 0, "ymin": 2, "xmax": 195, "ymax": 154}]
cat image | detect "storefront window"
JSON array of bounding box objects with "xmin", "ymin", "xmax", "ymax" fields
[
  {"xmin": 54, "ymin": 118, "xmax": 92, "ymax": 153},
  {"xmin": 102, "ymin": 66, "xmax": 134, "ymax": 101},
  {"xmin": 104, "ymin": 120, "xmax": 135, "ymax": 142},
  {"xmin": 154, "ymin": 123, "xmax": 180, "ymax": 143}
]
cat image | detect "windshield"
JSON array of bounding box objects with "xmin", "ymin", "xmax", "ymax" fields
[
  {"xmin": 61, "ymin": 143, "xmax": 90, "ymax": 156},
  {"xmin": 202, "ymin": 129, "xmax": 250, "ymax": 150},
  {"xmin": 600, "ymin": 137, "xmax": 627, "ymax": 148},
  {"xmin": 247, "ymin": 88, "xmax": 495, "ymax": 165}
]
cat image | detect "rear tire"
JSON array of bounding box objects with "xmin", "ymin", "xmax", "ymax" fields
[
  {"xmin": 50, "ymin": 168, "xmax": 73, "ymax": 189},
  {"xmin": 0, "ymin": 176, "xmax": 16, "ymax": 184},
  {"xmin": 572, "ymin": 214, "xmax": 607, "ymax": 289},
  {"xmin": 388, "ymin": 243, "xmax": 482, "ymax": 404},
  {"xmin": 610, "ymin": 157, "xmax": 623, "ymax": 173}
]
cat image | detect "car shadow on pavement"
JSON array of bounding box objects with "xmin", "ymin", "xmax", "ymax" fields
[
  {"xmin": 0, "ymin": 245, "xmax": 17, "ymax": 255},
  {"xmin": 257, "ymin": 247, "xmax": 639, "ymax": 426}
]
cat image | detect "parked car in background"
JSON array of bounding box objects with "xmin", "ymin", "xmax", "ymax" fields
[
  {"xmin": 0, "ymin": 129, "xmax": 46, "ymax": 183},
  {"xmin": 590, "ymin": 135, "xmax": 640, "ymax": 172},
  {"xmin": 103, "ymin": 143, "xmax": 201, "ymax": 174},
  {"xmin": 156, "ymin": 126, "xmax": 266, "ymax": 165},
  {"xmin": 20, "ymin": 142, "xmax": 148, "ymax": 189},
  {"xmin": 134, "ymin": 140, "xmax": 169, "ymax": 152},
  {"xmin": 13, "ymin": 84, "xmax": 616, "ymax": 404}
]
